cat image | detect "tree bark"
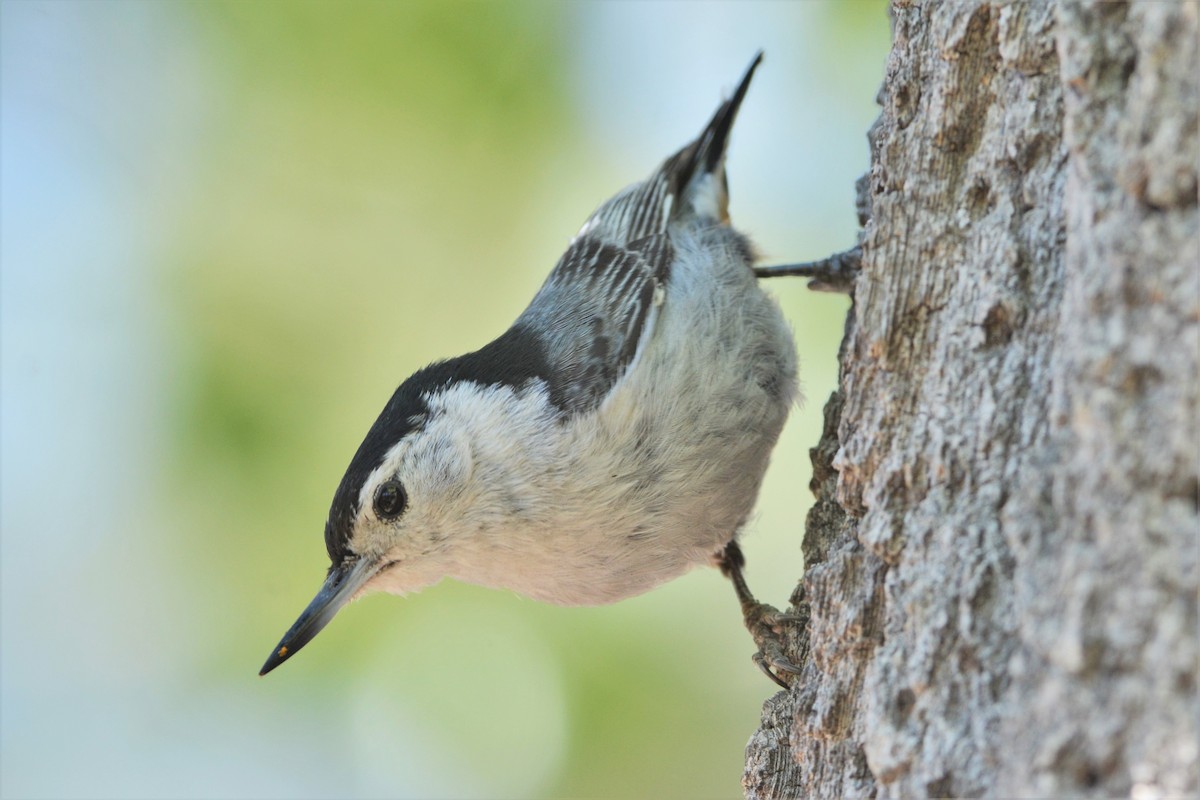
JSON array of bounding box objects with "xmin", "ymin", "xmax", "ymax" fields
[{"xmin": 744, "ymin": 2, "xmax": 1198, "ymax": 797}]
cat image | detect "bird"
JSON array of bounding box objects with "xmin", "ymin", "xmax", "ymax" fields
[{"xmin": 260, "ymin": 51, "xmax": 808, "ymax": 686}]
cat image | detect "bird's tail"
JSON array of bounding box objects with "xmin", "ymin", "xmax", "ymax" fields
[
  {"xmin": 573, "ymin": 52, "xmax": 763, "ymax": 246},
  {"xmin": 664, "ymin": 50, "xmax": 762, "ymax": 223}
]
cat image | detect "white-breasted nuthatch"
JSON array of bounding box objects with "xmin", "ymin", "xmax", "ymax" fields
[{"xmin": 261, "ymin": 52, "xmax": 823, "ymax": 686}]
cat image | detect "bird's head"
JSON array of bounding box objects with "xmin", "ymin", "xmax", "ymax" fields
[{"xmin": 258, "ymin": 374, "xmax": 480, "ymax": 676}]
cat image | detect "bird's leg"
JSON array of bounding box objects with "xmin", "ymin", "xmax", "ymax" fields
[
  {"xmin": 754, "ymin": 244, "xmax": 861, "ymax": 294},
  {"xmin": 715, "ymin": 540, "xmax": 802, "ymax": 689}
]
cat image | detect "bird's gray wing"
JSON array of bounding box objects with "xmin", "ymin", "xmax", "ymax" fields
[
  {"xmin": 512, "ymin": 53, "xmax": 763, "ymax": 415},
  {"xmin": 574, "ymin": 172, "xmax": 675, "ymax": 247},
  {"xmin": 515, "ymin": 232, "xmax": 673, "ymax": 415}
]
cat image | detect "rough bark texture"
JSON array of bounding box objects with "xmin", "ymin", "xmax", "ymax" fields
[{"xmin": 743, "ymin": 2, "xmax": 1198, "ymax": 798}]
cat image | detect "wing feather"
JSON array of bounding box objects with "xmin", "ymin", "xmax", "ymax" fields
[{"xmin": 516, "ymin": 233, "xmax": 672, "ymax": 414}]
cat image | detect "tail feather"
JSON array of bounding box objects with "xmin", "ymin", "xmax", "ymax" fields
[
  {"xmin": 574, "ymin": 52, "xmax": 763, "ymax": 245},
  {"xmin": 691, "ymin": 50, "xmax": 763, "ymax": 178}
]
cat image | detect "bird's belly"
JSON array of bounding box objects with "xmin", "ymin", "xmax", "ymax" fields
[
  {"xmin": 453, "ymin": 511, "xmax": 732, "ymax": 606},
  {"xmin": 454, "ymin": 414, "xmax": 780, "ymax": 607}
]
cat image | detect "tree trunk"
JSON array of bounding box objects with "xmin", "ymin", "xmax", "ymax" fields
[{"xmin": 744, "ymin": 2, "xmax": 1199, "ymax": 797}]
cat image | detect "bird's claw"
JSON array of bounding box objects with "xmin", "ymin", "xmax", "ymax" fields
[
  {"xmin": 743, "ymin": 600, "xmax": 802, "ymax": 689},
  {"xmin": 716, "ymin": 540, "xmax": 805, "ymax": 688}
]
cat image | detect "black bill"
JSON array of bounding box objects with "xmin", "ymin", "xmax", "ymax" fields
[{"xmin": 259, "ymin": 556, "xmax": 380, "ymax": 676}]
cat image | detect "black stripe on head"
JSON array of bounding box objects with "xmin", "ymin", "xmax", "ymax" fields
[
  {"xmin": 323, "ymin": 389, "xmax": 425, "ymax": 564},
  {"xmin": 323, "ymin": 325, "xmax": 554, "ymax": 563}
]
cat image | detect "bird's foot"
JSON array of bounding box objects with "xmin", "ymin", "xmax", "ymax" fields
[
  {"xmin": 754, "ymin": 244, "xmax": 861, "ymax": 294},
  {"xmin": 742, "ymin": 599, "xmax": 804, "ymax": 689},
  {"xmin": 715, "ymin": 540, "xmax": 803, "ymax": 689}
]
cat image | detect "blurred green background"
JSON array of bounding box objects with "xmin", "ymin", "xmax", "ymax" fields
[{"xmin": 0, "ymin": 2, "xmax": 887, "ymax": 798}]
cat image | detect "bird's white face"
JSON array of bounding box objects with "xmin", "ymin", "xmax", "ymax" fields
[
  {"xmin": 347, "ymin": 412, "xmax": 479, "ymax": 598},
  {"xmin": 346, "ymin": 379, "xmax": 562, "ymax": 596}
]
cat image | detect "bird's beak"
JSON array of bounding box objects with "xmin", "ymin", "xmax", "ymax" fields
[{"xmin": 259, "ymin": 556, "xmax": 380, "ymax": 676}]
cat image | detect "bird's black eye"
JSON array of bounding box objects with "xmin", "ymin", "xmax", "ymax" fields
[{"xmin": 373, "ymin": 480, "xmax": 408, "ymax": 519}]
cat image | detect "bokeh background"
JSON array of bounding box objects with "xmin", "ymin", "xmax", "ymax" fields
[{"xmin": 1, "ymin": 2, "xmax": 888, "ymax": 798}]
